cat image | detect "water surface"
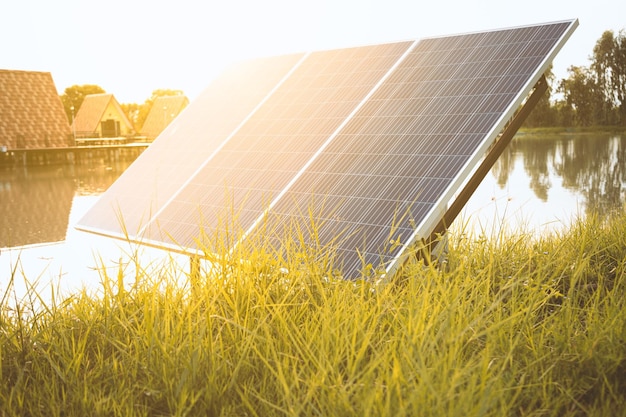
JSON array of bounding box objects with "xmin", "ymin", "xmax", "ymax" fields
[{"xmin": 460, "ymin": 131, "xmax": 625, "ymax": 236}]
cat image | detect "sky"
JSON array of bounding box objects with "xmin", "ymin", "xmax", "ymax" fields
[{"xmin": 1, "ymin": 0, "xmax": 625, "ymax": 104}]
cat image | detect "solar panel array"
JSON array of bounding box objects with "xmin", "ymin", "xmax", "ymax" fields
[{"xmin": 77, "ymin": 20, "xmax": 577, "ymax": 279}]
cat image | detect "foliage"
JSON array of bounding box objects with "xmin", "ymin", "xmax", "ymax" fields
[
  {"xmin": 522, "ymin": 28, "xmax": 626, "ymax": 128},
  {"xmin": 59, "ymin": 84, "xmax": 106, "ymax": 124},
  {"xmin": 558, "ymin": 65, "xmax": 603, "ymax": 126},
  {"xmin": 554, "ymin": 29, "xmax": 626, "ymax": 127},
  {"xmin": 592, "ymin": 30, "xmax": 626, "ymax": 123},
  {"xmin": 1, "ymin": 211, "xmax": 626, "ymax": 416}
]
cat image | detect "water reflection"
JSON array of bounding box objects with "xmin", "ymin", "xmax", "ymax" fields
[
  {"xmin": 556, "ymin": 134, "xmax": 626, "ymax": 214},
  {"xmin": 0, "ymin": 160, "xmax": 136, "ymax": 249},
  {"xmin": 494, "ymin": 132, "xmax": 626, "ymax": 214},
  {"xmin": 0, "ymin": 167, "xmax": 74, "ymax": 247},
  {"xmin": 465, "ymin": 132, "xmax": 626, "ymax": 235}
]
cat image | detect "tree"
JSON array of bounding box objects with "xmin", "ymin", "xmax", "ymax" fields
[
  {"xmin": 558, "ymin": 65, "xmax": 602, "ymax": 126},
  {"xmin": 616, "ymin": 31, "xmax": 626, "ymax": 124},
  {"xmin": 147, "ymin": 89, "xmax": 185, "ymax": 101},
  {"xmin": 551, "ymin": 27, "xmax": 626, "ymax": 126},
  {"xmin": 589, "ymin": 29, "xmax": 626, "ymax": 124},
  {"xmin": 60, "ymin": 84, "xmax": 106, "ymax": 123}
]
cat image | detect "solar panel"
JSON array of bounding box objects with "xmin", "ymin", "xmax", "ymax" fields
[
  {"xmin": 78, "ymin": 53, "xmax": 307, "ymax": 237},
  {"xmin": 77, "ymin": 20, "xmax": 578, "ymax": 279}
]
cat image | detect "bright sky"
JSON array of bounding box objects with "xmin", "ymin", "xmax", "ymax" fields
[{"xmin": 1, "ymin": 0, "xmax": 624, "ymax": 104}]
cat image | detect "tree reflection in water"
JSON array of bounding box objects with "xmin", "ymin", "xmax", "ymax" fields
[{"xmin": 490, "ymin": 132, "xmax": 626, "ymax": 218}]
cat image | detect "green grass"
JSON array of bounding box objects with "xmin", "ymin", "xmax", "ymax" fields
[{"xmin": 1, "ymin": 212, "xmax": 626, "ymax": 416}]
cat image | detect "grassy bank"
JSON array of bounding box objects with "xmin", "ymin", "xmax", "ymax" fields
[
  {"xmin": 1, "ymin": 213, "xmax": 626, "ymax": 416},
  {"xmin": 517, "ymin": 125, "xmax": 626, "ymax": 137}
]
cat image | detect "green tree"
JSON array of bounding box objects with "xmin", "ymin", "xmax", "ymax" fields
[
  {"xmin": 552, "ymin": 99, "xmax": 575, "ymax": 127},
  {"xmin": 60, "ymin": 84, "xmax": 106, "ymax": 123},
  {"xmin": 591, "ymin": 31, "xmax": 618, "ymax": 124},
  {"xmin": 551, "ymin": 27, "xmax": 626, "ymax": 126},
  {"xmin": 591, "ymin": 30, "xmax": 626, "ymax": 124},
  {"xmin": 616, "ymin": 31, "xmax": 626, "ymax": 123},
  {"xmin": 558, "ymin": 65, "xmax": 602, "ymax": 126}
]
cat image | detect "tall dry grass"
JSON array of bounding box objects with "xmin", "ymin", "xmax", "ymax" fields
[{"xmin": 1, "ymin": 212, "xmax": 625, "ymax": 416}]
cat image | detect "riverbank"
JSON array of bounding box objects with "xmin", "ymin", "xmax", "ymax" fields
[
  {"xmin": 1, "ymin": 210, "xmax": 625, "ymax": 416},
  {"xmin": 0, "ymin": 142, "xmax": 148, "ymax": 168},
  {"xmin": 518, "ymin": 125, "xmax": 626, "ymax": 137}
]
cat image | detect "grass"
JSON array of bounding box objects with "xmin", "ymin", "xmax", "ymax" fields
[
  {"xmin": 517, "ymin": 125, "xmax": 626, "ymax": 137},
  {"xmin": 1, "ymin": 212, "xmax": 626, "ymax": 416}
]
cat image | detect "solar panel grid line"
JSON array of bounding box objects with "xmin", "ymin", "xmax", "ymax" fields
[
  {"xmin": 231, "ymin": 40, "xmax": 420, "ymax": 254},
  {"xmin": 404, "ymin": 46, "xmax": 544, "ymax": 223},
  {"xmin": 250, "ymin": 146, "xmax": 419, "ymax": 255},
  {"xmin": 268, "ymin": 169, "xmax": 438, "ymax": 270},
  {"xmin": 388, "ymin": 20, "xmax": 577, "ymax": 277},
  {"xmin": 420, "ymin": 33, "xmax": 556, "ymax": 218},
  {"xmin": 274, "ymin": 169, "xmax": 439, "ymax": 265},
  {"xmin": 76, "ymin": 53, "xmax": 308, "ymax": 239},
  {"xmin": 144, "ymin": 42, "xmax": 416, "ymax": 248},
  {"xmin": 432, "ymin": 64, "xmax": 520, "ymax": 141},
  {"xmin": 137, "ymin": 55, "xmax": 310, "ymax": 228},
  {"xmin": 262, "ymin": 20, "xmax": 576, "ymax": 280},
  {"xmin": 428, "ymin": 75, "xmax": 550, "ymax": 252},
  {"xmin": 135, "ymin": 52, "xmax": 312, "ymax": 239}
]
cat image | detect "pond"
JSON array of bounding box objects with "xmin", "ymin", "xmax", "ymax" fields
[
  {"xmin": 460, "ymin": 131, "xmax": 625, "ymax": 237},
  {"xmin": 1, "ymin": 131, "xmax": 625, "ymax": 299}
]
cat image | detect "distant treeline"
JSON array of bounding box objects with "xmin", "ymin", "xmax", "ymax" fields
[{"xmin": 525, "ymin": 29, "xmax": 626, "ymax": 128}]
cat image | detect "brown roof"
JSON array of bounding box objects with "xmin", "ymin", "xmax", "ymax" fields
[
  {"xmin": 72, "ymin": 93, "xmax": 135, "ymax": 136},
  {"xmin": 0, "ymin": 69, "xmax": 71, "ymax": 150},
  {"xmin": 141, "ymin": 95, "xmax": 189, "ymax": 139}
]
